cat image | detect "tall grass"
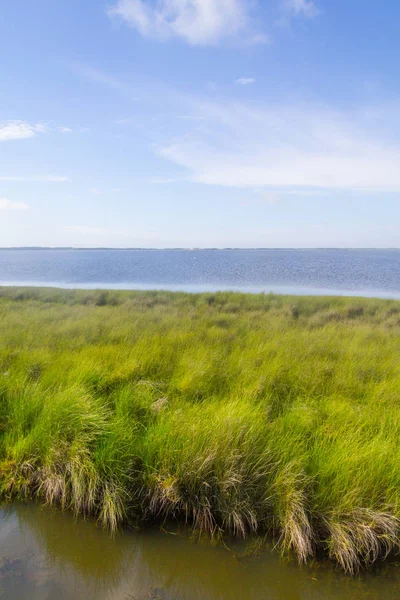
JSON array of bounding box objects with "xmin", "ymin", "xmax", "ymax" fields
[{"xmin": 1, "ymin": 286, "xmax": 400, "ymax": 572}]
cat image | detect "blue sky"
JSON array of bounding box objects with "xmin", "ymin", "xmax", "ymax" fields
[{"xmin": 1, "ymin": 0, "xmax": 400, "ymax": 247}]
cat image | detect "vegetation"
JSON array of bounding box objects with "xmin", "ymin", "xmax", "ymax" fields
[{"xmin": 1, "ymin": 287, "xmax": 400, "ymax": 572}]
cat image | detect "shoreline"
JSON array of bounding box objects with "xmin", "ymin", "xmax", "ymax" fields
[{"xmin": 1, "ymin": 281, "xmax": 400, "ymax": 300}]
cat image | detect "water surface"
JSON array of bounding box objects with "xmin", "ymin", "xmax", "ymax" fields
[
  {"xmin": 1, "ymin": 249, "xmax": 400, "ymax": 298},
  {"xmin": 1, "ymin": 504, "xmax": 400, "ymax": 599}
]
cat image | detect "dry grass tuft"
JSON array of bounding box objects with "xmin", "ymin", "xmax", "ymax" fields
[{"xmin": 325, "ymin": 509, "xmax": 400, "ymax": 573}]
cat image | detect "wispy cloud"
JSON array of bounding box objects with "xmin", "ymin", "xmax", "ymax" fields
[
  {"xmin": 108, "ymin": 0, "xmax": 266, "ymax": 45},
  {"xmin": 0, "ymin": 121, "xmax": 77, "ymax": 141},
  {"xmin": 283, "ymin": 0, "xmax": 319, "ymax": 18},
  {"xmin": 0, "ymin": 121, "xmax": 47, "ymax": 142},
  {"xmin": 0, "ymin": 198, "xmax": 29, "ymax": 211},
  {"xmin": 236, "ymin": 77, "xmax": 256, "ymax": 85},
  {"xmin": 67, "ymin": 64, "xmax": 400, "ymax": 193},
  {"xmin": 156, "ymin": 98, "xmax": 400, "ymax": 190},
  {"xmin": 0, "ymin": 175, "xmax": 69, "ymax": 182}
]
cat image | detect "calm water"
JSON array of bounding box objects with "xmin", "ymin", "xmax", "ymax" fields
[
  {"xmin": 0, "ymin": 249, "xmax": 400, "ymax": 298},
  {"xmin": 1, "ymin": 504, "xmax": 400, "ymax": 600}
]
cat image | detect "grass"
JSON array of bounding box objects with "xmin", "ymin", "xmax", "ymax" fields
[{"xmin": 1, "ymin": 286, "xmax": 400, "ymax": 572}]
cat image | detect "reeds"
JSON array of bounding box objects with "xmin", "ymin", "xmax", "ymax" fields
[{"xmin": 1, "ymin": 287, "xmax": 400, "ymax": 571}]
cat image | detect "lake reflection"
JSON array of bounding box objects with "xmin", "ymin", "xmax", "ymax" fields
[{"xmin": 0, "ymin": 504, "xmax": 400, "ymax": 600}]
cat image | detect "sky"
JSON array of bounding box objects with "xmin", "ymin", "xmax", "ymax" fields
[{"xmin": 1, "ymin": 0, "xmax": 400, "ymax": 248}]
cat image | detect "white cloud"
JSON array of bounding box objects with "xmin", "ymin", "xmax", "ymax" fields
[
  {"xmin": 108, "ymin": 0, "xmax": 265, "ymax": 45},
  {"xmin": 156, "ymin": 98, "xmax": 400, "ymax": 190},
  {"xmin": 0, "ymin": 121, "xmax": 47, "ymax": 142},
  {"xmin": 0, "ymin": 198, "xmax": 29, "ymax": 211},
  {"xmin": 236, "ymin": 77, "xmax": 256, "ymax": 85},
  {"xmin": 283, "ymin": 0, "xmax": 319, "ymax": 18},
  {"xmin": 0, "ymin": 121, "xmax": 77, "ymax": 140},
  {"xmin": 0, "ymin": 175, "xmax": 69, "ymax": 182}
]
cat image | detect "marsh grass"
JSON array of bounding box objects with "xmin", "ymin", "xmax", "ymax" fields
[{"xmin": 1, "ymin": 287, "xmax": 400, "ymax": 571}]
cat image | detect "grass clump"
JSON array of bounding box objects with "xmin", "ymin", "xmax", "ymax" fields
[{"xmin": 0, "ymin": 286, "xmax": 400, "ymax": 571}]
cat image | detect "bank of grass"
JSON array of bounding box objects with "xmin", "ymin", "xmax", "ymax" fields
[{"xmin": 1, "ymin": 287, "xmax": 400, "ymax": 571}]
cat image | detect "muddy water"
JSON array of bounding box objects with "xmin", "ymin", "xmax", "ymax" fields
[{"xmin": 0, "ymin": 504, "xmax": 399, "ymax": 600}]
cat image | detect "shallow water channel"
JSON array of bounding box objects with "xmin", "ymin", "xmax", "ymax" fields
[{"xmin": 0, "ymin": 504, "xmax": 399, "ymax": 600}]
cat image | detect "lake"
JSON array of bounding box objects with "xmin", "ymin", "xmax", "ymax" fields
[
  {"xmin": 0, "ymin": 248, "xmax": 400, "ymax": 298},
  {"xmin": 1, "ymin": 504, "xmax": 400, "ymax": 600}
]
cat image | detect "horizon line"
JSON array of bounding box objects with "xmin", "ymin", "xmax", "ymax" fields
[{"xmin": 0, "ymin": 247, "xmax": 399, "ymax": 251}]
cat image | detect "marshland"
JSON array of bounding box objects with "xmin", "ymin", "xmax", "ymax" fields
[{"xmin": 1, "ymin": 286, "xmax": 400, "ymax": 582}]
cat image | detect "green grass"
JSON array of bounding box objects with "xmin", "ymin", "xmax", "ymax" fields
[{"xmin": 1, "ymin": 286, "xmax": 400, "ymax": 572}]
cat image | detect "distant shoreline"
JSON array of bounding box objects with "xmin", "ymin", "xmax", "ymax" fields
[
  {"xmin": 0, "ymin": 247, "xmax": 400, "ymax": 251},
  {"xmin": 1, "ymin": 281, "xmax": 400, "ymax": 300}
]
